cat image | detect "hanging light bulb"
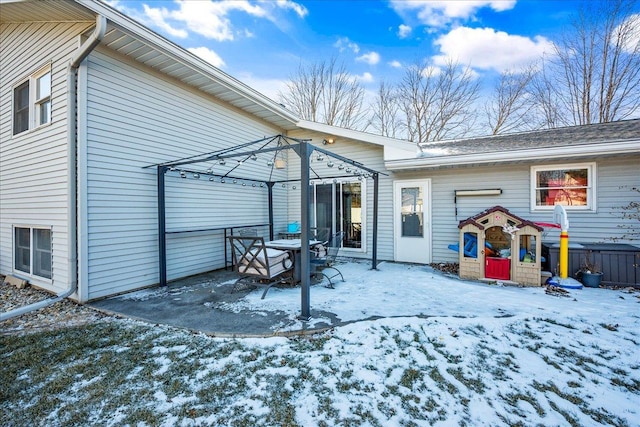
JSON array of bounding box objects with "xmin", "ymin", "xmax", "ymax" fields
[
  {"xmin": 237, "ymin": 160, "xmax": 243, "ymax": 165},
  {"xmin": 193, "ymin": 173, "xmax": 200, "ymax": 179},
  {"xmin": 333, "ymin": 178, "xmax": 338, "ymax": 184},
  {"xmin": 221, "ymin": 178, "xmax": 226, "ymax": 183},
  {"xmin": 252, "ymin": 183, "xmax": 256, "ymax": 187},
  {"xmin": 180, "ymin": 171, "xmax": 186, "ymax": 178},
  {"xmin": 282, "ymin": 183, "xmax": 286, "ymax": 188},
  {"xmin": 260, "ymin": 183, "xmax": 264, "ymax": 188},
  {"xmin": 209, "ymin": 176, "xmax": 215, "ymax": 182},
  {"xmin": 267, "ymin": 159, "xmax": 274, "ymax": 167},
  {"xmin": 292, "ymin": 185, "xmax": 297, "ymax": 190},
  {"xmin": 316, "ymin": 153, "xmax": 324, "ymax": 161},
  {"xmin": 327, "ymin": 160, "xmax": 334, "ymax": 168},
  {"xmin": 338, "ymin": 163, "xmax": 345, "ymax": 170},
  {"xmin": 251, "ymin": 153, "xmax": 258, "ymax": 161},
  {"xmin": 233, "ymin": 179, "xmax": 237, "ymax": 184},
  {"xmin": 169, "ymin": 166, "xmax": 176, "ymax": 171},
  {"xmin": 219, "ymin": 159, "xmax": 226, "ymax": 166},
  {"xmin": 346, "ymin": 167, "xmax": 352, "ymax": 173},
  {"xmin": 206, "ymin": 167, "xmax": 213, "ymax": 174},
  {"xmin": 242, "ymin": 182, "xmax": 246, "ymax": 186}
]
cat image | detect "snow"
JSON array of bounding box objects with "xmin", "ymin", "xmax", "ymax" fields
[{"xmin": 205, "ymin": 261, "xmax": 640, "ymax": 425}]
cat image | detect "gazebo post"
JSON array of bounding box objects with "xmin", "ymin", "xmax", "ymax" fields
[
  {"xmin": 372, "ymin": 172, "xmax": 379, "ymax": 270},
  {"xmin": 299, "ymin": 141, "xmax": 311, "ymax": 320},
  {"xmin": 157, "ymin": 165, "xmax": 168, "ymax": 287},
  {"xmin": 267, "ymin": 182, "xmax": 274, "ymax": 241}
]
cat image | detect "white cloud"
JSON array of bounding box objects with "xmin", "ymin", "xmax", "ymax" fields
[
  {"xmin": 433, "ymin": 27, "xmax": 553, "ymax": 72},
  {"xmin": 398, "ymin": 24, "xmax": 412, "ymax": 38},
  {"xmin": 357, "ymin": 51, "xmax": 381, "ymax": 65},
  {"xmin": 334, "ymin": 37, "xmax": 360, "ymax": 54},
  {"xmin": 276, "ymin": 0, "xmax": 309, "ymax": 18},
  {"xmin": 141, "ymin": 0, "xmax": 306, "ymax": 41},
  {"xmin": 390, "ymin": 0, "xmax": 516, "ymax": 28},
  {"xmin": 388, "ymin": 60, "xmax": 403, "ymax": 68},
  {"xmin": 357, "ymin": 72, "xmax": 375, "ymax": 83},
  {"xmin": 142, "ymin": 4, "xmax": 188, "ymax": 38},
  {"xmin": 188, "ymin": 47, "xmax": 225, "ymax": 68},
  {"xmin": 619, "ymin": 14, "xmax": 640, "ymax": 54}
]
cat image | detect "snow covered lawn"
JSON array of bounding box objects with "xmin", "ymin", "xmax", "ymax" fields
[{"xmin": 2, "ymin": 262, "xmax": 639, "ymax": 426}]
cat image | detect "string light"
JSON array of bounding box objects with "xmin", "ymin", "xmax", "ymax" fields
[
  {"xmin": 180, "ymin": 171, "xmax": 186, "ymax": 178},
  {"xmin": 209, "ymin": 177, "xmax": 215, "ymax": 182},
  {"xmin": 221, "ymin": 178, "xmax": 226, "ymax": 183},
  {"xmin": 233, "ymin": 179, "xmax": 237, "ymax": 184},
  {"xmin": 251, "ymin": 153, "xmax": 258, "ymax": 161},
  {"xmin": 338, "ymin": 163, "xmax": 345, "ymax": 170},
  {"xmin": 327, "ymin": 160, "xmax": 334, "ymax": 168},
  {"xmin": 193, "ymin": 173, "xmax": 200, "ymax": 179},
  {"xmin": 267, "ymin": 160, "xmax": 274, "ymax": 167},
  {"xmin": 219, "ymin": 159, "xmax": 226, "ymax": 166}
]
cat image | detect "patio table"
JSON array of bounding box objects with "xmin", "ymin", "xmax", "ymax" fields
[{"xmin": 265, "ymin": 239, "xmax": 321, "ymax": 283}]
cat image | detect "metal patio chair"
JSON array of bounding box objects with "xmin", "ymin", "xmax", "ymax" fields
[
  {"xmin": 228, "ymin": 236, "xmax": 293, "ymax": 299},
  {"xmin": 311, "ymin": 231, "xmax": 346, "ymax": 288}
]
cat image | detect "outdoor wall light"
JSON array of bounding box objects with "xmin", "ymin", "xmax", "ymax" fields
[{"xmin": 322, "ymin": 138, "xmax": 335, "ymax": 145}]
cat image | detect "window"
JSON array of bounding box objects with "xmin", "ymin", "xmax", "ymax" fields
[
  {"xmin": 531, "ymin": 163, "xmax": 595, "ymax": 211},
  {"xmin": 12, "ymin": 65, "xmax": 52, "ymax": 135},
  {"xmin": 14, "ymin": 226, "xmax": 52, "ymax": 279},
  {"xmin": 401, "ymin": 187, "xmax": 423, "ymax": 237},
  {"xmin": 310, "ymin": 179, "xmax": 365, "ymax": 250}
]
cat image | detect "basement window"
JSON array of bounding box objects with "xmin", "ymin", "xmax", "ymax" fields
[
  {"xmin": 14, "ymin": 226, "xmax": 52, "ymax": 280},
  {"xmin": 13, "ymin": 64, "xmax": 52, "ymax": 135}
]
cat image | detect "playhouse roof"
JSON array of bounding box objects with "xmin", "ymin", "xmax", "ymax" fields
[{"xmin": 458, "ymin": 206, "xmax": 544, "ymax": 232}]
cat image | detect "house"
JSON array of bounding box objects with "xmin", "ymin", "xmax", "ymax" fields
[
  {"xmin": 0, "ymin": 0, "xmax": 413, "ymax": 304},
  {"xmin": 385, "ymin": 120, "xmax": 640, "ymax": 285},
  {"xmin": 2, "ymin": 0, "xmax": 639, "ymax": 306}
]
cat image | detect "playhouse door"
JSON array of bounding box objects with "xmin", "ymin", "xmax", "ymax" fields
[{"xmin": 394, "ymin": 180, "xmax": 431, "ymax": 263}]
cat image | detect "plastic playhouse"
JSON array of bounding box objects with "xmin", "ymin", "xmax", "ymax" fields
[{"xmin": 450, "ymin": 206, "xmax": 544, "ymax": 286}]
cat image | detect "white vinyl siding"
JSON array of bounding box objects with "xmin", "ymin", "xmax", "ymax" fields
[
  {"xmin": 396, "ymin": 157, "xmax": 640, "ymax": 264},
  {"xmin": 82, "ymin": 48, "xmax": 284, "ymax": 300},
  {"xmin": 0, "ymin": 21, "xmax": 94, "ymax": 293}
]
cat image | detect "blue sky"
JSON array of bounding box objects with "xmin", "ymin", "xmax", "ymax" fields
[{"xmin": 106, "ymin": 1, "xmax": 637, "ymax": 102}]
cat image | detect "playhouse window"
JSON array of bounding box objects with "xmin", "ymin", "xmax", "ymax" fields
[
  {"xmin": 12, "ymin": 65, "xmax": 52, "ymax": 135},
  {"xmin": 531, "ymin": 163, "xmax": 595, "ymax": 211},
  {"xmin": 14, "ymin": 226, "xmax": 52, "ymax": 280}
]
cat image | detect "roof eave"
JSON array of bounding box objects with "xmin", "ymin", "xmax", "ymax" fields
[{"xmin": 384, "ymin": 140, "xmax": 640, "ymax": 171}]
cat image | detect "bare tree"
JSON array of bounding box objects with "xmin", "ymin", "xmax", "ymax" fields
[
  {"xmin": 397, "ymin": 59, "xmax": 479, "ymax": 143},
  {"xmin": 277, "ymin": 57, "xmax": 367, "ymax": 129},
  {"xmin": 368, "ymin": 80, "xmax": 402, "ymax": 138},
  {"xmin": 535, "ymin": 0, "xmax": 640, "ymax": 126},
  {"xmin": 485, "ymin": 65, "xmax": 538, "ymax": 134}
]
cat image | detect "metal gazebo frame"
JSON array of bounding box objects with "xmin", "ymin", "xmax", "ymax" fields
[{"xmin": 148, "ymin": 135, "xmax": 384, "ymax": 320}]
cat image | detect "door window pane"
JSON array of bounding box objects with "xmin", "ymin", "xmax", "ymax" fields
[
  {"xmin": 401, "ymin": 187, "xmax": 423, "ymax": 237},
  {"xmin": 342, "ymin": 182, "xmax": 362, "ymax": 248}
]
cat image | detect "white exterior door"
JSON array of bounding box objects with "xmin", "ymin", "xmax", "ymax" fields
[{"xmin": 394, "ymin": 179, "xmax": 431, "ymax": 264}]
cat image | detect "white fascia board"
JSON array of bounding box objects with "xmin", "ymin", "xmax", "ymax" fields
[
  {"xmin": 385, "ymin": 140, "xmax": 640, "ymax": 170},
  {"xmin": 296, "ymin": 119, "xmax": 415, "ymax": 152},
  {"xmin": 75, "ymin": 0, "xmax": 299, "ymax": 126}
]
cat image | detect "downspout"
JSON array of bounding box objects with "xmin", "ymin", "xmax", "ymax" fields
[{"xmin": 1, "ymin": 15, "xmax": 106, "ymax": 322}]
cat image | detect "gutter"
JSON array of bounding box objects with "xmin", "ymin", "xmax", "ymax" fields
[
  {"xmin": 385, "ymin": 140, "xmax": 640, "ymax": 171},
  {"xmin": 1, "ymin": 15, "xmax": 106, "ymax": 322}
]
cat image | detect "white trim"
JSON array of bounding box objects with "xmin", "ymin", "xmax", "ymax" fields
[
  {"xmin": 384, "ymin": 140, "xmax": 640, "ymax": 170},
  {"xmin": 530, "ymin": 162, "xmax": 597, "ymax": 212},
  {"xmin": 297, "ymin": 119, "xmax": 414, "ymax": 151},
  {"xmin": 10, "ymin": 63, "xmax": 53, "ymax": 136},
  {"xmin": 77, "ymin": 60, "xmax": 90, "ymax": 302},
  {"xmin": 11, "ymin": 224, "xmax": 53, "ymax": 283}
]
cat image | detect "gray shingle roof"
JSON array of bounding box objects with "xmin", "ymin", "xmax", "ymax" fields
[{"xmin": 418, "ymin": 119, "xmax": 640, "ymax": 158}]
